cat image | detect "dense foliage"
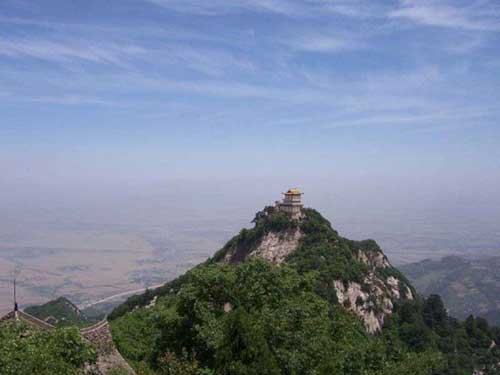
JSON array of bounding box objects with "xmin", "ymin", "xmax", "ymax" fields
[
  {"xmin": 0, "ymin": 322, "xmax": 96, "ymax": 375},
  {"xmin": 387, "ymin": 295, "xmax": 500, "ymax": 375},
  {"xmin": 112, "ymin": 259, "xmax": 446, "ymax": 374}
]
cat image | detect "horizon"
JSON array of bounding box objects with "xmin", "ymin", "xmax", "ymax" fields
[{"xmin": 1, "ymin": 0, "xmax": 500, "ymax": 313}]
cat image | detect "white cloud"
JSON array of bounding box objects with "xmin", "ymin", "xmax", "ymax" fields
[
  {"xmin": 144, "ymin": 0, "xmax": 300, "ymax": 16},
  {"xmin": 152, "ymin": 44, "xmax": 257, "ymax": 77},
  {"xmin": 321, "ymin": 0, "xmax": 390, "ymax": 19},
  {"xmin": 284, "ymin": 34, "xmax": 359, "ymax": 52},
  {"xmin": 27, "ymin": 95, "xmax": 115, "ymax": 106},
  {"xmin": 144, "ymin": 0, "xmax": 388, "ymax": 18},
  {"xmin": 0, "ymin": 37, "xmax": 146, "ymax": 66},
  {"xmin": 323, "ymin": 108, "xmax": 492, "ymax": 129},
  {"xmin": 389, "ymin": 0, "xmax": 500, "ymax": 31}
]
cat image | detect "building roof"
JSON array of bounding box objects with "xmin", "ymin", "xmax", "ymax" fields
[
  {"xmin": 0, "ymin": 309, "xmax": 55, "ymax": 330},
  {"xmin": 284, "ymin": 188, "xmax": 302, "ymax": 195}
]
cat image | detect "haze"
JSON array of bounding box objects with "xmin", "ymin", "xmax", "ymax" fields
[{"xmin": 1, "ymin": 0, "xmax": 500, "ymax": 314}]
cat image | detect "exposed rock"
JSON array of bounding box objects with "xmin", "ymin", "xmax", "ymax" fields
[
  {"xmin": 223, "ymin": 225, "xmax": 413, "ymax": 333},
  {"xmin": 333, "ymin": 280, "xmax": 380, "ymax": 333},
  {"xmin": 248, "ymin": 228, "xmax": 302, "ymax": 264},
  {"xmin": 357, "ymin": 250, "xmax": 390, "ymax": 269},
  {"xmin": 404, "ymin": 286, "xmax": 414, "ymax": 301},
  {"xmin": 146, "ymin": 296, "xmax": 157, "ymax": 309},
  {"xmin": 329, "ymin": 247, "xmax": 412, "ymax": 332},
  {"xmin": 224, "ymin": 227, "xmax": 302, "ymax": 264},
  {"xmin": 386, "ymin": 276, "xmax": 400, "ymax": 299},
  {"xmin": 224, "ymin": 302, "xmax": 232, "ymax": 313},
  {"xmin": 333, "ymin": 272, "xmax": 398, "ymax": 333}
]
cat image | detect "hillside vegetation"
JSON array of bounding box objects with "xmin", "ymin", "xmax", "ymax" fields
[
  {"xmin": 0, "ymin": 321, "xmax": 96, "ymax": 375},
  {"xmin": 110, "ymin": 207, "xmax": 500, "ymax": 374},
  {"xmin": 400, "ymin": 255, "xmax": 500, "ymax": 326},
  {"xmin": 25, "ymin": 296, "xmax": 101, "ymax": 327}
]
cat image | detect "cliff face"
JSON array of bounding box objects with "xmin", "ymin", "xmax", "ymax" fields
[
  {"xmin": 334, "ymin": 246, "xmax": 414, "ymax": 332},
  {"xmin": 218, "ymin": 206, "xmax": 414, "ymax": 333},
  {"xmin": 224, "ymin": 227, "xmax": 303, "ymax": 264}
]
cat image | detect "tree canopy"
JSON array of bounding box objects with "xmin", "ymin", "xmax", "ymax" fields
[{"xmin": 0, "ymin": 322, "xmax": 96, "ymax": 375}]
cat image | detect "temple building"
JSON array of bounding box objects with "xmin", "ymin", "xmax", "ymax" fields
[
  {"xmin": 0, "ymin": 280, "xmax": 54, "ymax": 330},
  {"xmin": 275, "ymin": 188, "xmax": 303, "ymax": 219}
]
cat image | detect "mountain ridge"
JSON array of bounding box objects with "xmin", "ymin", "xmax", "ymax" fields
[
  {"xmin": 400, "ymin": 255, "xmax": 500, "ymax": 326},
  {"xmin": 24, "ymin": 296, "xmax": 94, "ymax": 326}
]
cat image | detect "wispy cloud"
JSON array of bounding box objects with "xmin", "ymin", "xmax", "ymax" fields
[
  {"xmin": 322, "ymin": 1, "xmax": 390, "ymax": 19},
  {"xmin": 152, "ymin": 44, "xmax": 257, "ymax": 77},
  {"xmin": 0, "ymin": 37, "xmax": 146, "ymax": 67},
  {"xmin": 27, "ymin": 95, "xmax": 116, "ymax": 106},
  {"xmin": 1, "ymin": 0, "xmax": 498, "ymax": 134},
  {"xmin": 389, "ymin": 0, "xmax": 500, "ymax": 31},
  {"xmin": 144, "ymin": 0, "xmax": 389, "ymax": 18},
  {"xmin": 323, "ymin": 108, "xmax": 494, "ymax": 129},
  {"xmin": 144, "ymin": 0, "xmax": 300, "ymax": 16},
  {"xmin": 282, "ymin": 34, "xmax": 360, "ymax": 53}
]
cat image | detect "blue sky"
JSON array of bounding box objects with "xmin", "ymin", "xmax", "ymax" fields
[{"xmin": 1, "ymin": 0, "xmax": 500, "ymax": 192}]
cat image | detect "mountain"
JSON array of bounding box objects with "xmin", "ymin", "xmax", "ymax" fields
[
  {"xmin": 24, "ymin": 296, "xmax": 101, "ymax": 327},
  {"xmin": 111, "ymin": 206, "xmax": 415, "ymax": 333},
  {"xmin": 400, "ymin": 255, "xmax": 500, "ymax": 326},
  {"xmin": 211, "ymin": 206, "xmax": 416, "ymax": 333},
  {"xmin": 109, "ymin": 202, "xmax": 500, "ymax": 374}
]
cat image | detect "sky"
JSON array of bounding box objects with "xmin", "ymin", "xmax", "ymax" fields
[{"xmin": 1, "ymin": 0, "xmax": 500, "ymax": 261}]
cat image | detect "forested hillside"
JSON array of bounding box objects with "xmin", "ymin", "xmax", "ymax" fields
[
  {"xmin": 25, "ymin": 297, "xmax": 101, "ymax": 327},
  {"xmin": 400, "ymin": 256, "xmax": 500, "ymax": 326}
]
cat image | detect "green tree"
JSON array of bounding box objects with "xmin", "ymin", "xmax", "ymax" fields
[{"xmin": 0, "ymin": 322, "xmax": 96, "ymax": 375}]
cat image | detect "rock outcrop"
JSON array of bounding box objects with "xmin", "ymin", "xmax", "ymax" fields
[
  {"xmin": 333, "ymin": 246, "xmax": 414, "ymax": 332},
  {"xmin": 224, "ymin": 227, "xmax": 303, "ymax": 264}
]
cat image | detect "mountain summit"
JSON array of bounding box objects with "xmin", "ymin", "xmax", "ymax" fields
[
  {"xmin": 113, "ymin": 190, "xmax": 414, "ymax": 333},
  {"xmin": 108, "ymin": 190, "xmax": 500, "ymax": 374},
  {"xmin": 210, "ymin": 190, "xmax": 414, "ymax": 332}
]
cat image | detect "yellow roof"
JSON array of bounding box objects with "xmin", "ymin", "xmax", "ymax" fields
[{"xmin": 284, "ymin": 188, "xmax": 302, "ymax": 195}]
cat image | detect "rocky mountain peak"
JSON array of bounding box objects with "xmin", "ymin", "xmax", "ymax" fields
[{"xmin": 213, "ymin": 205, "xmax": 414, "ymax": 332}]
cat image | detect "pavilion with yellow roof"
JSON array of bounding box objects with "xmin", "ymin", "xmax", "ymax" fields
[{"xmin": 275, "ymin": 188, "xmax": 303, "ymax": 219}]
